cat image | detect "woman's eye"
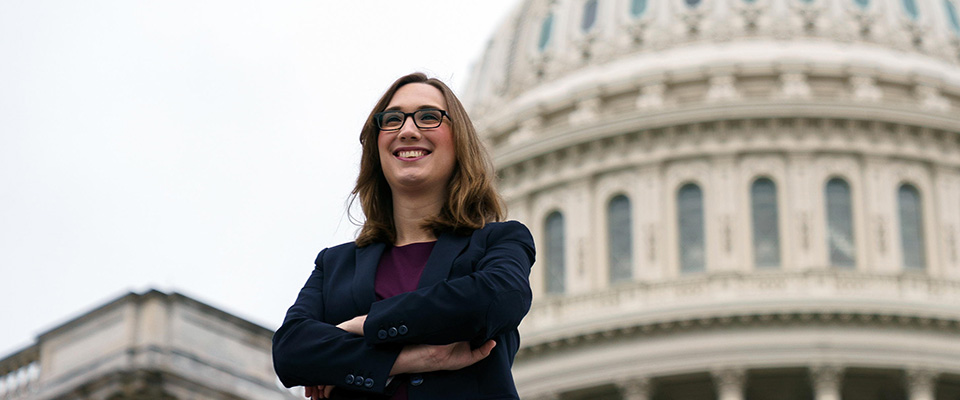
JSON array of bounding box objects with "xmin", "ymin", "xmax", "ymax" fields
[
  {"xmin": 383, "ymin": 114, "xmax": 403, "ymax": 124},
  {"xmin": 419, "ymin": 112, "xmax": 440, "ymax": 122}
]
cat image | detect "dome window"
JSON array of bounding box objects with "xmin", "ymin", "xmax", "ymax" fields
[
  {"xmin": 854, "ymin": 0, "xmax": 870, "ymax": 10},
  {"xmin": 538, "ymin": 13, "xmax": 554, "ymax": 51},
  {"xmin": 631, "ymin": 0, "xmax": 648, "ymax": 16},
  {"xmin": 545, "ymin": 211, "xmax": 566, "ymax": 293},
  {"xmin": 607, "ymin": 195, "xmax": 633, "ymax": 284},
  {"xmin": 825, "ymin": 178, "xmax": 855, "ymax": 268},
  {"xmin": 902, "ymin": 0, "xmax": 920, "ymax": 19},
  {"xmin": 582, "ymin": 0, "xmax": 599, "ymax": 32},
  {"xmin": 685, "ymin": 0, "xmax": 703, "ymax": 8},
  {"xmin": 751, "ymin": 178, "xmax": 781, "ymax": 268},
  {"xmin": 946, "ymin": 0, "xmax": 960, "ymax": 34},
  {"xmin": 678, "ymin": 183, "xmax": 705, "ymax": 273},
  {"xmin": 898, "ymin": 184, "xmax": 925, "ymax": 270}
]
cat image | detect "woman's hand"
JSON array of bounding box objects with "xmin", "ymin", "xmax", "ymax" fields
[
  {"xmin": 303, "ymin": 385, "xmax": 334, "ymax": 399},
  {"xmin": 336, "ymin": 315, "xmax": 367, "ymax": 336},
  {"xmin": 390, "ymin": 340, "xmax": 496, "ymax": 375}
]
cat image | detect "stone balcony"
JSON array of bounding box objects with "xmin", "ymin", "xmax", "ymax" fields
[{"xmin": 520, "ymin": 270, "xmax": 960, "ymax": 352}]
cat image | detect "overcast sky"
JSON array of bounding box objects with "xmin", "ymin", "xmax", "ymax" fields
[{"xmin": 0, "ymin": 0, "xmax": 519, "ymax": 358}]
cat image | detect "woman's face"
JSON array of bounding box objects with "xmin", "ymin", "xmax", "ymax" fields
[{"xmin": 377, "ymin": 83, "xmax": 456, "ymax": 197}]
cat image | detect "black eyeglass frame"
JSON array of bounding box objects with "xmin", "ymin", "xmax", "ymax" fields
[{"xmin": 373, "ymin": 109, "xmax": 449, "ymax": 132}]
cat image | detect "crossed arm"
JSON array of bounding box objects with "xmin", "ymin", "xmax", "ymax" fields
[
  {"xmin": 273, "ymin": 222, "xmax": 535, "ymax": 398},
  {"xmin": 306, "ymin": 317, "xmax": 497, "ymax": 399}
]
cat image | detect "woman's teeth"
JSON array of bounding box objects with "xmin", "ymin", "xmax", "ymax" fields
[{"xmin": 398, "ymin": 150, "xmax": 426, "ymax": 158}]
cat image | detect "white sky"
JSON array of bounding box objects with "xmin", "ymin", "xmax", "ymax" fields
[{"xmin": 0, "ymin": 0, "xmax": 520, "ymax": 358}]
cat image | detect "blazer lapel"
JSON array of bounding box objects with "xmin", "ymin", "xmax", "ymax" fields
[
  {"xmin": 417, "ymin": 231, "xmax": 471, "ymax": 289},
  {"xmin": 353, "ymin": 242, "xmax": 385, "ymax": 313}
]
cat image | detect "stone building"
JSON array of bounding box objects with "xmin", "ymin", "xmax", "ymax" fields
[
  {"xmin": 463, "ymin": 0, "xmax": 960, "ymax": 398},
  {"xmin": 0, "ymin": 290, "xmax": 296, "ymax": 400}
]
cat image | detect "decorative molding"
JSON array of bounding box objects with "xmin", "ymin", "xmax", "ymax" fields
[{"xmin": 518, "ymin": 270, "xmax": 960, "ymax": 354}]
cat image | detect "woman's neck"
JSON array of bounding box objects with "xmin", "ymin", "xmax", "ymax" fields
[{"xmin": 392, "ymin": 189, "xmax": 445, "ymax": 246}]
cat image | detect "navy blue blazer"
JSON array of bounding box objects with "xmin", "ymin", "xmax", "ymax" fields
[{"xmin": 273, "ymin": 221, "xmax": 535, "ymax": 400}]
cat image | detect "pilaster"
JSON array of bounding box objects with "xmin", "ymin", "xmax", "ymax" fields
[
  {"xmin": 712, "ymin": 368, "xmax": 745, "ymax": 400},
  {"xmin": 616, "ymin": 377, "xmax": 652, "ymax": 400},
  {"xmin": 906, "ymin": 369, "xmax": 937, "ymax": 400},
  {"xmin": 810, "ymin": 365, "xmax": 843, "ymax": 400}
]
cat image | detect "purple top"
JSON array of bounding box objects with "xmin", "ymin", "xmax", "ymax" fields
[
  {"xmin": 375, "ymin": 241, "xmax": 436, "ymax": 300},
  {"xmin": 374, "ymin": 241, "xmax": 436, "ymax": 400}
]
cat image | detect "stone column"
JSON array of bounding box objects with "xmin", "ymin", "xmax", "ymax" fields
[
  {"xmin": 810, "ymin": 365, "xmax": 842, "ymax": 400},
  {"xmin": 906, "ymin": 369, "xmax": 937, "ymax": 400},
  {"xmin": 712, "ymin": 368, "xmax": 745, "ymax": 400},
  {"xmin": 533, "ymin": 392, "xmax": 560, "ymax": 400},
  {"xmin": 616, "ymin": 377, "xmax": 652, "ymax": 400}
]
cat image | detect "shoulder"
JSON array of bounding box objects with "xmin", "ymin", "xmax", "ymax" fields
[
  {"xmin": 471, "ymin": 220, "xmax": 534, "ymax": 247},
  {"xmin": 313, "ymin": 241, "xmax": 359, "ymax": 267}
]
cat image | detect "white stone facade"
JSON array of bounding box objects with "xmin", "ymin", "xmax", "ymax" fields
[
  {"xmin": 0, "ymin": 290, "xmax": 297, "ymax": 400},
  {"xmin": 465, "ymin": 0, "xmax": 960, "ymax": 398}
]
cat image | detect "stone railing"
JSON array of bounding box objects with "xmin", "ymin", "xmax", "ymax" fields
[
  {"xmin": 0, "ymin": 345, "xmax": 40, "ymax": 400},
  {"xmin": 521, "ymin": 270, "xmax": 960, "ymax": 345}
]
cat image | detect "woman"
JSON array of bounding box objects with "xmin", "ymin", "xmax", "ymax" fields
[{"xmin": 272, "ymin": 73, "xmax": 535, "ymax": 400}]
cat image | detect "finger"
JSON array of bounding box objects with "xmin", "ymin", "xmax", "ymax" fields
[
  {"xmin": 304, "ymin": 386, "xmax": 313, "ymax": 398},
  {"xmin": 323, "ymin": 385, "xmax": 334, "ymax": 398},
  {"xmin": 478, "ymin": 340, "xmax": 496, "ymax": 358}
]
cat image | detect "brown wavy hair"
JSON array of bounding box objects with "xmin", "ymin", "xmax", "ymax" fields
[{"xmin": 351, "ymin": 72, "xmax": 504, "ymax": 247}]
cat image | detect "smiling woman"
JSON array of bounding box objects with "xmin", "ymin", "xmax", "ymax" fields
[{"xmin": 272, "ymin": 73, "xmax": 535, "ymax": 400}]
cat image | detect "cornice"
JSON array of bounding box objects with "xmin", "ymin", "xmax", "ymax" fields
[
  {"xmin": 492, "ymin": 102, "xmax": 960, "ymax": 170},
  {"xmin": 518, "ymin": 270, "xmax": 960, "ymax": 357}
]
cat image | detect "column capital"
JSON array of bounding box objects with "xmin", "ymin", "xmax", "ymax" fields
[
  {"xmin": 615, "ymin": 377, "xmax": 652, "ymax": 400},
  {"xmin": 810, "ymin": 365, "xmax": 843, "ymax": 400},
  {"xmin": 712, "ymin": 368, "xmax": 745, "ymax": 400},
  {"xmin": 533, "ymin": 392, "xmax": 560, "ymax": 400},
  {"xmin": 906, "ymin": 368, "xmax": 938, "ymax": 400}
]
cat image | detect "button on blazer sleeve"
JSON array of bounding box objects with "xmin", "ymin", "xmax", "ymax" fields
[
  {"xmin": 272, "ymin": 248, "xmax": 401, "ymax": 393},
  {"xmin": 363, "ymin": 221, "xmax": 535, "ymax": 346}
]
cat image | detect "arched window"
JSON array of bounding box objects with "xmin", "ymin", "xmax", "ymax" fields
[
  {"xmin": 631, "ymin": 0, "xmax": 648, "ymax": 16},
  {"xmin": 582, "ymin": 0, "xmax": 599, "ymax": 32},
  {"xmin": 825, "ymin": 178, "xmax": 855, "ymax": 267},
  {"xmin": 685, "ymin": 0, "xmax": 702, "ymax": 7},
  {"xmin": 898, "ymin": 184, "xmax": 925, "ymax": 270},
  {"xmin": 903, "ymin": 0, "xmax": 920, "ymax": 19},
  {"xmin": 855, "ymin": 0, "xmax": 870, "ymax": 9},
  {"xmin": 678, "ymin": 184, "xmax": 705, "ymax": 273},
  {"xmin": 946, "ymin": 0, "xmax": 960, "ymax": 35},
  {"xmin": 752, "ymin": 178, "xmax": 781, "ymax": 268},
  {"xmin": 538, "ymin": 13, "xmax": 554, "ymax": 52},
  {"xmin": 608, "ymin": 195, "xmax": 633, "ymax": 284},
  {"xmin": 545, "ymin": 211, "xmax": 566, "ymax": 293}
]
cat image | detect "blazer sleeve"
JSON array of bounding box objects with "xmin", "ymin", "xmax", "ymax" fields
[
  {"xmin": 272, "ymin": 248, "xmax": 402, "ymax": 393},
  {"xmin": 362, "ymin": 221, "xmax": 535, "ymax": 347}
]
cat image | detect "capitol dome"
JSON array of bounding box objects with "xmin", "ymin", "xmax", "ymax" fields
[{"xmin": 463, "ymin": 0, "xmax": 960, "ymax": 398}]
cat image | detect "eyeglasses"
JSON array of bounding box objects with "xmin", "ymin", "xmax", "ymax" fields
[{"xmin": 373, "ymin": 109, "xmax": 448, "ymax": 131}]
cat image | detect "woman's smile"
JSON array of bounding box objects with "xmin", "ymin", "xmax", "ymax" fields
[{"xmin": 394, "ymin": 147, "xmax": 432, "ymax": 161}]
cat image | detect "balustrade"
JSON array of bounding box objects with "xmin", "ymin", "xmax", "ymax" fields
[{"xmin": 0, "ymin": 345, "xmax": 40, "ymax": 400}]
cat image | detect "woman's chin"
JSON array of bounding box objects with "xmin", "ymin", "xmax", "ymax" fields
[{"xmin": 389, "ymin": 175, "xmax": 436, "ymax": 193}]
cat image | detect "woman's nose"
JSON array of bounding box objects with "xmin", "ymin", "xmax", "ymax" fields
[{"xmin": 397, "ymin": 116, "xmax": 421, "ymax": 140}]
